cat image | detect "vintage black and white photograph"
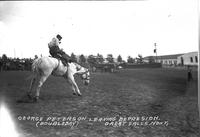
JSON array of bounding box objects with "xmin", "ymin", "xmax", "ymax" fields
[{"xmin": 0, "ymin": 0, "xmax": 199, "ymax": 137}]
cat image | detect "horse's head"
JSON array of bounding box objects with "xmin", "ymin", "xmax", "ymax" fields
[
  {"xmin": 72, "ymin": 63, "xmax": 90, "ymax": 86},
  {"xmin": 81, "ymin": 69, "xmax": 90, "ymax": 86}
]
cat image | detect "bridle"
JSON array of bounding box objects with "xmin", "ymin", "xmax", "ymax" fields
[
  {"xmin": 73, "ymin": 62, "xmax": 90, "ymax": 81},
  {"xmin": 81, "ymin": 69, "xmax": 90, "ymax": 81}
]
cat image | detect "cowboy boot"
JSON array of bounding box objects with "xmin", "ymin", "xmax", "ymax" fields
[{"xmin": 62, "ymin": 60, "xmax": 68, "ymax": 66}]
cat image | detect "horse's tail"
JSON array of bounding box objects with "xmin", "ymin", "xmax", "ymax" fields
[
  {"xmin": 25, "ymin": 58, "xmax": 42, "ymax": 81},
  {"xmin": 32, "ymin": 58, "xmax": 44, "ymax": 75},
  {"xmin": 32, "ymin": 58, "xmax": 39, "ymax": 73}
]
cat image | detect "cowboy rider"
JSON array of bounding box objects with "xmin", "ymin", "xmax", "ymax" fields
[{"xmin": 48, "ymin": 34, "xmax": 71, "ymax": 65}]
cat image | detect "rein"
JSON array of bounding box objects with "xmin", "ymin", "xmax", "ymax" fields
[
  {"xmin": 82, "ymin": 69, "xmax": 89, "ymax": 75},
  {"xmin": 81, "ymin": 69, "xmax": 90, "ymax": 80},
  {"xmin": 67, "ymin": 62, "xmax": 89, "ymax": 80}
]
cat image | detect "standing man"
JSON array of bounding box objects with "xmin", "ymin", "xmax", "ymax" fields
[{"xmin": 48, "ymin": 34, "xmax": 71, "ymax": 66}]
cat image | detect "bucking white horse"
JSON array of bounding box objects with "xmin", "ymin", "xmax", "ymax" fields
[{"xmin": 27, "ymin": 56, "xmax": 90, "ymax": 101}]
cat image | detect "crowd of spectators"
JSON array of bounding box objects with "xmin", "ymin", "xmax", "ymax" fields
[{"xmin": 0, "ymin": 57, "xmax": 33, "ymax": 71}]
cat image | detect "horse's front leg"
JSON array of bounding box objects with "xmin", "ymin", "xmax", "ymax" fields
[
  {"xmin": 67, "ymin": 74, "xmax": 82, "ymax": 96},
  {"xmin": 68, "ymin": 80, "xmax": 76, "ymax": 95}
]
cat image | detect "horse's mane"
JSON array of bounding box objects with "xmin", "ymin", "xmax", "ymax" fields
[{"xmin": 72, "ymin": 62, "xmax": 83, "ymax": 71}]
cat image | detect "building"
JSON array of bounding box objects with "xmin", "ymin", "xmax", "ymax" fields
[
  {"xmin": 144, "ymin": 54, "xmax": 183, "ymax": 65},
  {"xmin": 177, "ymin": 51, "xmax": 198, "ymax": 66},
  {"xmin": 143, "ymin": 56, "xmax": 156, "ymax": 63},
  {"xmin": 157, "ymin": 54, "xmax": 184, "ymax": 66},
  {"xmin": 144, "ymin": 51, "xmax": 198, "ymax": 66}
]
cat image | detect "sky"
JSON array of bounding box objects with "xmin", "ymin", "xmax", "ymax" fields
[{"xmin": 0, "ymin": 0, "xmax": 198, "ymax": 60}]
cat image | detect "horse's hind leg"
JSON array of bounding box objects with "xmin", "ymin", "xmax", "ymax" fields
[
  {"xmin": 27, "ymin": 75, "xmax": 36, "ymax": 99},
  {"xmin": 34, "ymin": 75, "xmax": 49, "ymax": 101}
]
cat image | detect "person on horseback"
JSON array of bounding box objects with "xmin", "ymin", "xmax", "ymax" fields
[{"xmin": 48, "ymin": 34, "xmax": 71, "ymax": 66}]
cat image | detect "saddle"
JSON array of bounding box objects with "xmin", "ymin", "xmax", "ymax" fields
[{"xmin": 49, "ymin": 56, "xmax": 68, "ymax": 66}]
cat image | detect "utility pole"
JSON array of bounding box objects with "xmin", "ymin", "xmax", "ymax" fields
[
  {"xmin": 21, "ymin": 52, "xmax": 23, "ymax": 59},
  {"xmin": 154, "ymin": 43, "xmax": 157, "ymax": 63},
  {"xmin": 14, "ymin": 48, "xmax": 16, "ymax": 58}
]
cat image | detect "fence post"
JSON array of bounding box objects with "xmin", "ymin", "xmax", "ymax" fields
[{"xmin": 198, "ymin": 55, "xmax": 200, "ymax": 121}]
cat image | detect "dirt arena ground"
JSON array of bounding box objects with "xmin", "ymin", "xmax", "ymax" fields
[{"xmin": 0, "ymin": 68, "xmax": 199, "ymax": 137}]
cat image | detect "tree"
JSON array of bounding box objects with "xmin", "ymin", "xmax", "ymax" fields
[
  {"xmin": 71, "ymin": 53, "xmax": 77, "ymax": 62},
  {"xmin": 106, "ymin": 54, "xmax": 114, "ymax": 63},
  {"xmin": 2, "ymin": 54, "xmax": 8, "ymax": 62},
  {"xmin": 96, "ymin": 53, "xmax": 104, "ymax": 63},
  {"xmin": 136, "ymin": 54, "xmax": 143, "ymax": 64},
  {"xmin": 117, "ymin": 55, "xmax": 123, "ymax": 63},
  {"xmin": 79, "ymin": 54, "xmax": 86, "ymax": 64},
  {"xmin": 127, "ymin": 56, "xmax": 135, "ymax": 63},
  {"xmin": 87, "ymin": 55, "xmax": 97, "ymax": 65},
  {"xmin": 2, "ymin": 54, "xmax": 8, "ymax": 70},
  {"xmin": 34, "ymin": 55, "xmax": 38, "ymax": 59}
]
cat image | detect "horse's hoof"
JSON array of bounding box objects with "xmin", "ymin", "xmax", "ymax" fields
[
  {"xmin": 78, "ymin": 94, "xmax": 82, "ymax": 96},
  {"xmin": 16, "ymin": 99, "xmax": 24, "ymax": 103},
  {"xmin": 73, "ymin": 93, "xmax": 76, "ymax": 95},
  {"xmin": 33, "ymin": 97, "xmax": 39, "ymax": 102},
  {"xmin": 27, "ymin": 94, "xmax": 32, "ymax": 99}
]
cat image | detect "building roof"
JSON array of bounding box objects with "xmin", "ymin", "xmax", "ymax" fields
[
  {"xmin": 179, "ymin": 51, "xmax": 198, "ymax": 57},
  {"xmin": 144, "ymin": 54, "xmax": 184, "ymax": 60},
  {"xmin": 157, "ymin": 54, "xmax": 184, "ymax": 59}
]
